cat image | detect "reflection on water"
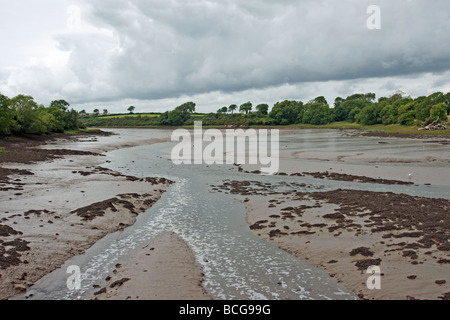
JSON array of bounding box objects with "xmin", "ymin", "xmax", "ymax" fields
[{"xmin": 17, "ymin": 128, "xmax": 449, "ymax": 300}]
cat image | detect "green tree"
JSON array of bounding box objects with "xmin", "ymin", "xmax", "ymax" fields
[
  {"xmin": 48, "ymin": 99, "xmax": 74, "ymax": 132},
  {"xmin": 103, "ymin": 109, "xmax": 108, "ymax": 115},
  {"xmin": 10, "ymin": 95, "xmax": 46, "ymax": 135},
  {"xmin": 348, "ymin": 107, "xmax": 361, "ymax": 123},
  {"xmin": 219, "ymin": 106, "xmax": 228, "ymax": 114},
  {"xmin": 128, "ymin": 106, "xmax": 135, "ymax": 114},
  {"xmin": 50, "ymin": 99, "xmax": 70, "ymax": 111},
  {"xmin": 0, "ymin": 93, "xmax": 16, "ymax": 136},
  {"xmin": 176, "ymin": 102, "xmax": 196, "ymax": 114},
  {"xmin": 269, "ymin": 100, "xmax": 303, "ymax": 125},
  {"xmin": 239, "ymin": 102, "xmax": 252, "ymax": 114},
  {"xmin": 158, "ymin": 102, "xmax": 196, "ymax": 126},
  {"xmin": 255, "ymin": 104, "xmax": 269, "ymax": 115},
  {"xmin": 430, "ymin": 103, "xmax": 447, "ymax": 121},
  {"xmin": 311, "ymin": 96, "xmax": 328, "ymax": 105},
  {"xmin": 334, "ymin": 97, "xmax": 345, "ymax": 108},
  {"xmin": 364, "ymin": 93, "xmax": 376, "ymax": 103},
  {"xmin": 93, "ymin": 109, "xmax": 100, "ymax": 116},
  {"xmin": 444, "ymin": 92, "xmax": 450, "ymax": 114},
  {"xmin": 167, "ymin": 109, "xmax": 185, "ymax": 126},
  {"xmin": 228, "ymin": 104, "xmax": 237, "ymax": 114},
  {"xmin": 356, "ymin": 104, "xmax": 382, "ymax": 125},
  {"xmin": 397, "ymin": 101, "xmax": 417, "ymax": 126},
  {"xmin": 302, "ymin": 102, "xmax": 333, "ymax": 125},
  {"xmin": 334, "ymin": 99, "xmax": 366, "ymax": 122}
]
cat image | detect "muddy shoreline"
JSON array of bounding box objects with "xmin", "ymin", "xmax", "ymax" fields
[
  {"xmin": 0, "ymin": 131, "xmax": 174, "ymax": 300},
  {"xmin": 92, "ymin": 232, "xmax": 212, "ymax": 300},
  {"xmin": 212, "ymin": 179, "xmax": 450, "ymax": 300},
  {"xmin": 1, "ymin": 129, "xmax": 449, "ymax": 300}
]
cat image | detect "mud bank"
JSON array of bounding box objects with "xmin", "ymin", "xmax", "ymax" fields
[
  {"xmin": 0, "ymin": 131, "xmax": 173, "ymax": 300},
  {"xmin": 212, "ymin": 179, "xmax": 450, "ymax": 300},
  {"xmin": 92, "ymin": 232, "xmax": 212, "ymax": 300}
]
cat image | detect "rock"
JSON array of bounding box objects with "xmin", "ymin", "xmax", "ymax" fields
[{"xmin": 13, "ymin": 284, "xmax": 27, "ymax": 292}]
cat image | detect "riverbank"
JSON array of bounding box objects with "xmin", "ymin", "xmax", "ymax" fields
[
  {"xmin": 224, "ymin": 130, "xmax": 450, "ymax": 300},
  {"xmin": 213, "ymin": 176, "xmax": 450, "ymax": 300},
  {"xmin": 0, "ymin": 130, "xmax": 176, "ymax": 300},
  {"xmin": 92, "ymin": 232, "xmax": 212, "ymax": 300},
  {"xmin": 82, "ymin": 121, "xmax": 450, "ymax": 138},
  {"xmin": 2, "ymin": 128, "xmax": 449, "ymax": 300}
]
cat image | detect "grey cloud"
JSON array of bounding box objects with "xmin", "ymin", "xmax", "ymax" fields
[{"xmin": 3, "ymin": 0, "xmax": 449, "ymax": 108}]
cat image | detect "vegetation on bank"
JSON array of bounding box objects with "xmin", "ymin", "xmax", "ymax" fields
[
  {"xmin": 80, "ymin": 91, "xmax": 450, "ymax": 132},
  {"xmin": 0, "ymin": 93, "xmax": 86, "ymax": 136},
  {"xmin": 2, "ymin": 90, "xmax": 450, "ymax": 137}
]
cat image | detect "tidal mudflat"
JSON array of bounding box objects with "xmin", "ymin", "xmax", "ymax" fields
[
  {"xmin": 1, "ymin": 128, "xmax": 449, "ymax": 300},
  {"xmin": 0, "ymin": 130, "xmax": 174, "ymax": 300}
]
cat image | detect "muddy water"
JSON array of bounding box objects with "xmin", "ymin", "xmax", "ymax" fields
[{"xmin": 15, "ymin": 128, "xmax": 449, "ymax": 300}]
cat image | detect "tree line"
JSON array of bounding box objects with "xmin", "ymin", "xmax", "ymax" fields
[
  {"xmin": 139, "ymin": 91, "xmax": 449, "ymax": 127},
  {"xmin": 4, "ymin": 90, "xmax": 448, "ymax": 134},
  {"xmin": 0, "ymin": 93, "xmax": 86, "ymax": 136}
]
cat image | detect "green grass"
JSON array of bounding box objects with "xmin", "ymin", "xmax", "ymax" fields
[
  {"xmin": 285, "ymin": 122, "xmax": 450, "ymax": 136},
  {"xmin": 0, "ymin": 147, "xmax": 9, "ymax": 154},
  {"xmin": 63, "ymin": 128, "xmax": 104, "ymax": 134},
  {"xmin": 97, "ymin": 113, "xmax": 160, "ymax": 119}
]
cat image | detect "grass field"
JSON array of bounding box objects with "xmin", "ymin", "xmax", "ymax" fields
[
  {"xmin": 97, "ymin": 113, "xmax": 160, "ymax": 119},
  {"xmin": 286, "ymin": 122, "xmax": 450, "ymax": 136}
]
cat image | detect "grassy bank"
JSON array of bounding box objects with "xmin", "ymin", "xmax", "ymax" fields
[{"xmin": 279, "ymin": 122, "xmax": 450, "ymax": 136}]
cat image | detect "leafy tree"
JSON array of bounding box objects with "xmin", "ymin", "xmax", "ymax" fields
[
  {"xmin": 39, "ymin": 111, "xmax": 60, "ymax": 133},
  {"xmin": 228, "ymin": 104, "xmax": 237, "ymax": 114},
  {"xmin": 356, "ymin": 104, "xmax": 382, "ymax": 125},
  {"xmin": 334, "ymin": 99, "xmax": 366, "ymax": 122},
  {"xmin": 158, "ymin": 111, "xmax": 170, "ymax": 125},
  {"xmin": 334, "ymin": 97, "xmax": 345, "ymax": 108},
  {"xmin": 255, "ymin": 104, "xmax": 269, "ymax": 115},
  {"xmin": 10, "ymin": 95, "xmax": 46, "ymax": 135},
  {"xmin": 50, "ymin": 99, "xmax": 70, "ymax": 111},
  {"xmin": 397, "ymin": 101, "xmax": 417, "ymax": 126},
  {"xmin": 93, "ymin": 109, "xmax": 100, "ymax": 116},
  {"xmin": 103, "ymin": 109, "xmax": 108, "ymax": 115},
  {"xmin": 430, "ymin": 103, "xmax": 447, "ymax": 121},
  {"xmin": 302, "ymin": 102, "xmax": 333, "ymax": 125},
  {"xmin": 444, "ymin": 92, "xmax": 450, "ymax": 114},
  {"xmin": 176, "ymin": 101, "xmax": 196, "ymax": 114},
  {"xmin": 311, "ymin": 96, "xmax": 327, "ymax": 105},
  {"xmin": 167, "ymin": 109, "xmax": 185, "ymax": 126},
  {"xmin": 239, "ymin": 102, "xmax": 252, "ymax": 114},
  {"xmin": 48, "ymin": 99, "xmax": 74, "ymax": 132},
  {"xmin": 158, "ymin": 101, "xmax": 196, "ymax": 126},
  {"xmin": 219, "ymin": 106, "xmax": 228, "ymax": 114},
  {"xmin": 269, "ymin": 100, "xmax": 303, "ymax": 125},
  {"xmin": 364, "ymin": 93, "xmax": 376, "ymax": 103},
  {"xmin": 0, "ymin": 94, "xmax": 84, "ymax": 136},
  {"xmin": 348, "ymin": 107, "xmax": 361, "ymax": 123},
  {"xmin": 128, "ymin": 106, "xmax": 135, "ymax": 114},
  {"xmin": 0, "ymin": 93, "xmax": 16, "ymax": 136}
]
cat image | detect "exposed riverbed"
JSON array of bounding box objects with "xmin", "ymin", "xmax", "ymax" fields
[{"xmin": 5, "ymin": 128, "xmax": 450, "ymax": 300}]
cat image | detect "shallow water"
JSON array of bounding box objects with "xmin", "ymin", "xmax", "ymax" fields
[{"xmin": 15, "ymin": 128, "xmax": 449, "ymax": 300}]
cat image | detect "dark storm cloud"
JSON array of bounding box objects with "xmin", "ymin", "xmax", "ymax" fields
[
  {"xmin": 2, "ymin": 0, "xmax": 449, "ymax": 107},
  {"xmin": 61, "ymin": 0, "xmax": 448, "ymax": 103}
]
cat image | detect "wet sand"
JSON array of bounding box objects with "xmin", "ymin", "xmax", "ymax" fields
[
  {"xmin": 0, "ymin": 131, "xmax": 176, "ymax": 300},
  {"xmin": 92, "ymin": 232, "xmax": 212, "ymax": 300},
  {"xmin": 215, "ymin": 130, "xmax": 450, "ymax": 300},
  {"xmin": 2, "ymin": 128, "xmax": 449, "ymax": 300},
  {"xmin": 213, "ymin": 179, "xmax": 450, "ymax": 300}
]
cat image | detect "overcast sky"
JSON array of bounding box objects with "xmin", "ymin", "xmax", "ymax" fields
[{"xmin": 1, "ymin": 0, "xmax": 449, "ymax": 113}]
